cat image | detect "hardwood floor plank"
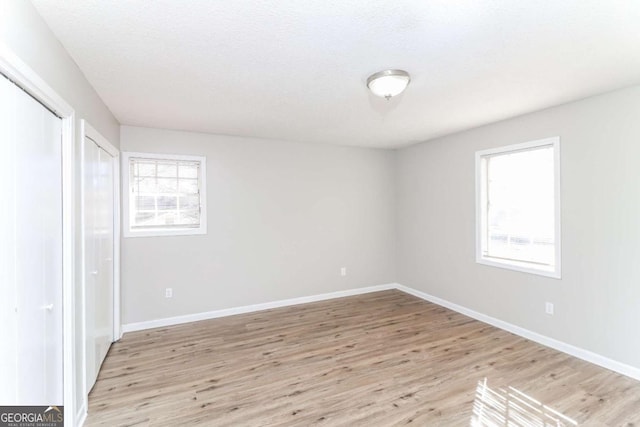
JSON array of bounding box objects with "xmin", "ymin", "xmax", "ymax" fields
[{"xmin": 86, "ymin": 290, "xmax": 640, "ymax": 426}]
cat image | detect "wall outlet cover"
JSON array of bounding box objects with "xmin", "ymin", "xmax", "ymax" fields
[{"xmin": 545, "ymin": 302, "xmax": 554, "ymax": 315}]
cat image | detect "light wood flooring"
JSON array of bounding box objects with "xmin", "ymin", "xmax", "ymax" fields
[{"xmin": 85, "ymin": 290, "xmax": 640, "ymax": 426}]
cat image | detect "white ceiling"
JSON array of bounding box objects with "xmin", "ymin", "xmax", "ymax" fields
[{"xmin": 32, "ymin": 0, "xmax": 640, "ymax": 149}]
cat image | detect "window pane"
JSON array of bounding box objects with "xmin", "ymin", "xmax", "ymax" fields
[
  {"xmin": 136, "ymin": 196, "xmax": 155, "ymax": 210},
  {"xmin": 485, "ymin": 145, "xmax": 555, "ymax": 266},
  {"xmin": 157, "ymin": 196, "xmax": 177, "ymax": 211},
  {"xmin": 179, "ymin": 178, "xmax": 198, "ymax": 194},
  {"xmin": 136, "ymin": 161, "xmax": 156, "ymax": 177},
  {"xmin": 134, "ymin": 177, "xmax": 156, "ymax": 193},
  {"xmin": 156, "ymin": 162, "xmax": 177, "ymax": 178},
  {"xmin": 156, "ymin": 177, "xmax": 178, "ymax": 193},
  {"xmin": 179, "ymin": 210, "xmax": 200, "ymax": 225},
  {"xmin": 156, "ymin": 211, "xmax": 177, "ymax": 225},
  {"xmin": 134, "ymin": 211, "xmax": 155, "ymax": 225},
  {"xmin": 179, "ymin": 195, "xmax": 200, "ymax": 210},
  {"xmin": 179, "ymin": 163, "xmax": 198, "ymax": 178}
]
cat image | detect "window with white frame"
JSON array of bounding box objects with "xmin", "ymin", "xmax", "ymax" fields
[
  {"xmin": 122, "ymin": 152, "xmax": 206, "ymax": 237},
  {"xmin": 476, "ymin": 137, "xmax": 560, "ymax": 278}
]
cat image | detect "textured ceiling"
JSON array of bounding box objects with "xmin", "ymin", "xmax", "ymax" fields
[{"xmin": 31, "ymin": 0, "xmax": 640, "ymax": 148}]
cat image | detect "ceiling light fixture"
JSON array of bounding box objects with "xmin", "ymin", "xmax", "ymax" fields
[{"xmin": 366, "ymin": 69, "xmax": 411, "ymax": 100}]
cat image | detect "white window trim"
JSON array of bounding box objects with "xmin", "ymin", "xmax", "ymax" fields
[
  {"xmin": 122, "ymin": 151, "xmax": 207, "ymax": 238},
  {"xmin": 475, "ymin": 137, "xmax": 561, "ymax": 279}
]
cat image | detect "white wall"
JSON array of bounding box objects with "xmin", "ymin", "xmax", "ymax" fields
[
  {"xmin": 0, "ymin": 2, "xmax": 120, "ymax": 144},
  {"xmin": 1, "ymin": 1, "xmax": 120, "ymax": 422},
  {"xmin": 121, "ymin": 126, "xmax": 396, "ymax": 325},
  {"xmin": 396, "ymin": 85, "xmax": 640, "ymax": 370}
]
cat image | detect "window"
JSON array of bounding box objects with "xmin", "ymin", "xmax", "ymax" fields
[
  {"xmin": 122, "ymin": 152, "xmax": 206, "ymax": 237},
  {"xmin": 476, "ymin": 137, "xmax": 560, "ymax": 278}
]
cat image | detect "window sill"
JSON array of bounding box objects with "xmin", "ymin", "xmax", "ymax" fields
[
  {"xmin": 123, "ymin": 226, "xmax": 207, "ymax": 238},
  {"xmin": 476, "ymin": 256, "xmax": 561, "ymax": 279}
]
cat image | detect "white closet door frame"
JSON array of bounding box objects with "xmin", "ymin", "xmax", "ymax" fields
[
  {"xmin": 0, "ymin": 44, "xmax": 77, "ymax": 424},
  {"xmin": 80, "ymin": 120, "xmax": 121, "ymax": 407}
]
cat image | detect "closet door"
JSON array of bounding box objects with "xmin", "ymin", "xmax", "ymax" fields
[
  {"xmin": 96, "ymin": 145, "xmax": 115, "ymax": 375},
  {"xmin": 84, "ymin": 138, "xmax": 115, "ymax": 392},
  {"xmin": 0, "ymin": 74, "xmax": 63, "ymax": 405}
]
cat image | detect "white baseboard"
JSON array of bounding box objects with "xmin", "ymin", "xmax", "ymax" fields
[
  {"xmin": 120, "ymin": 282, "xmax": 640, "ymax": 382},
  {"xmin": 122, "ymin": 283, "xmax": 396, "ymax": 333},
  {"xmin": 394, "ymin": 283, "xmax": 640, "ymax": 382}
]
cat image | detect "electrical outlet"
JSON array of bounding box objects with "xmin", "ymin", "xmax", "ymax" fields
[
  {"xmin": 165, "ymin": 288, "xmax": 173, "ymax": 298},
  {"xmin": 340, "ymin": 267, "xmax": 347, "ymax": 277},
  {"xmin": 545, "ymin": 302, "xmax": 554, "ymax": 315}
]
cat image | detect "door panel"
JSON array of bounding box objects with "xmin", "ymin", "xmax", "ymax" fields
[
  {"xmin": 0, "ymin": 71, "xmax": 19, "ymax": 404},
  {"xmin": 41, "ymin": 99, "xmax": 64, "ymax": 403},
  {"xmin": 96, "ymin": 147, "xmax": 114, "ymax": 372},
  {"xmin": 84, "ymin": 138, "xmax": 115, "ymax": 392},
  {"xmin": 84, "ymin": 138, "xmax": 99, "ymax": 391},
  {"xmin": 0, "ymin": 74, "xmax": 63, "ymax": 405}
]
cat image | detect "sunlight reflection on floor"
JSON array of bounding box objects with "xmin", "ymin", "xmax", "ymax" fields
[{"xmin": 470, "ymin": 377, "xmax": 578, "ymax": 427}]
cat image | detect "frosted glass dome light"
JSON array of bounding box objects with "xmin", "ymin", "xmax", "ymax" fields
[{"xmin": 366, "ymin": 69, "xmax": 411, "ymax": 100}]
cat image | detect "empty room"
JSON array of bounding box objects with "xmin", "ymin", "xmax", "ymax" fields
[{"xmin": 2, "ymin": 0, "xmax": 640, "ymax": 426}]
